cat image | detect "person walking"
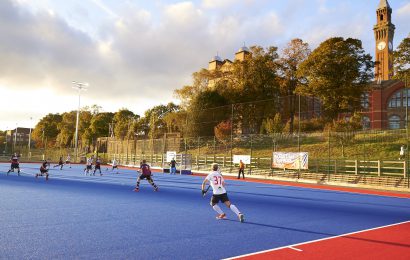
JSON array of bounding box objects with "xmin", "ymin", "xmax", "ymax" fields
[
  {"xmin": 202, "ymin": 163, "xmax": 244, "ymax": 222},
  {"xmin": 400, "ymin": 145, "xmax": 406, "ymax": 160},
  {"xmin": 237, "ymin": 159, "xmax": 245, "ymax": 179}
]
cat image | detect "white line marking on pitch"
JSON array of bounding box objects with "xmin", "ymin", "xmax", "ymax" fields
[
  {"xmin": 223, "ymin": 220, "xmax": 410, "ymax": 260},
  {"xmin": 288, "ymin": 246, "xmax": 303, "ymax": 252}
]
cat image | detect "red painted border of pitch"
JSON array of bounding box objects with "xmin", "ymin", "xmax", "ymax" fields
[
  {"xmin": 193, "ymin": 173, "xmax": 410, "ymax": 199},
  {"xmin": 229, "ymin": 221, "xmax": 410, "ymax": 260}
]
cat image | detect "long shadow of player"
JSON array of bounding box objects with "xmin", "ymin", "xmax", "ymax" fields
[{"xmin": 225, "ymin": 219, "xmax": 410, "ymax": 248}]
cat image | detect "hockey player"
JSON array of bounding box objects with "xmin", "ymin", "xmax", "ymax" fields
[
  {"xmin": 36, "ymin": 160, "xmax": 49, "ymax": 180},
  {"xmin": 53, "ymin": 156, "xmax": 64, "ymax": 170},
  {"xmin": 201, "ymin": 163, "xmax": 244, "ymax": 222},
  {"xmin": 93, "ymin": 157, "xmax": 102, "ymax": 176},
  {"xmin": 7, "ymin": 153, "xmax": 20, "ymax": 176},
  {"xmin": 133, "ymin": 160, "xmax": 158, "ymax": 192},
  {"xmin": 84, "ymin": 157, "xmax": 93, "ymax": 176}
]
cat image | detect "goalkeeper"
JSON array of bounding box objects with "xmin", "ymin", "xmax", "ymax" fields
[{"xmin": 201, "ymin": 163, "xmax": 244, "ymax": 222}]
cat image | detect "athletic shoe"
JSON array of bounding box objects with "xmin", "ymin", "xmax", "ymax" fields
[
  {"xmin": 46, "ymin": 175, "xmax": 49, "ymax": 181},
  {"xmin": 239, "ymin": 213, "xmax": 245, "ymax": 223},
  {"xmin": 35, "ymin": 174, "xmax": 38, "ymax": 178},
  {"xmin": 154, "ymin": 187, "xmax": 159, "ymax": 192},
  {"xmin": 133, "ymin": 188, "xmax": 139, "ymax": 192},
  {"xmin": 216, "ymin": 213, "xmax": 226, "ymax": 220}
]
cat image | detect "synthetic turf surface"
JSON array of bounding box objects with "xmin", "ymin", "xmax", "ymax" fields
[{"xmin": 1, "ymin": 163, "xmax": 409, "ymax": 259}]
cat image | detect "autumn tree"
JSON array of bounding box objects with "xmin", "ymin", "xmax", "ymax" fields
[
  {"xmin": 56, "ymin": 111, "xmax": 76, "ymax": 147},
  {"xmin": 277, "ymin": 38, "xmax": 311, "ymax": 133},
  {"xmin": 214, "ymin": 120, "xmax": 231, "ymax": 145},
  {"xmin": 393, "ymin": 36, "xmax": 410, "ymax": 81},
  {"xmin": 113, "ymin": 109, "xmax": 137, "ymax": 140},
  {"xmin": 296, "ymin": 37, "xmax": 373, "ymax": 121},
  {"xmin": 32, "ymin": 113, "xmax": 62, "ymax": 148}
]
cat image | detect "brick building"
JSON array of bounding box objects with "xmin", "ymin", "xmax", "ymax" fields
[{"xmin": 362, "ymin": 0, "xmax": 408, "ymax": 130}]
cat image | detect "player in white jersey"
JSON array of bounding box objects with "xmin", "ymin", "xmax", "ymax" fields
[
  {"xmin": 201, "ymin": 163, "xmax": 244, "ymax": 222},
  {"xmin": 111, "ymin": 159, "xmax": 119, "ymax": 174},
  {"xmin": 84, "ymin": 157, "xmax": 93, "ymax": 175},
  {"xmin": 65, "ymin": 154, "xmax": 71, "ymax": 168}
]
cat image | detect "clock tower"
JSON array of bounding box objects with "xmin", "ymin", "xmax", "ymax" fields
[{"xmin": 373, "ymin": 0, "xmax": 395, "ymax": 81}]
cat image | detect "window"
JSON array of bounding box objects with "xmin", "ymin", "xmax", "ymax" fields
[
  {"xmin": 362, "ymin": 116, "xmax": 370, "ymax": 130},
  {"xmin": 389, "ymin": 115, "xmax": 401, "ymax": 129},
  {"xmin": 388, "ymin": 91, "xmax": 401, "ymax": 108},
  {"xmin": 403, "ymin": 89, "xmax": 410, "ymax": 107},
  {"xmin": 361, "ymin": 93, "xmax": 370, "ymax": 109}
]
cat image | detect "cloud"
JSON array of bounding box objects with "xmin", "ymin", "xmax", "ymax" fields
[
  {"xmin": 1, "ymin": 0, "xmax": 408, "ymax": 129},
  {"xmin": 201, "ymin": 0, "xmax": 237, "ymax": 9}
]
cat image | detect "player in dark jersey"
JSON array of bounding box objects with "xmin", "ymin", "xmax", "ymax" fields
[
  {"xmin": 93, "ymin": 157, "xmax": 102, "ymax": 176},
  {"xmin": 133, "ymin": 160, "xmax": 158, "ymax": 192},
  {"xmin": 7, "ymin": 153, "xmax": 20, "ymax": 176},
  {"xmin": 36, "ymin": 160, "xmax": 49, "ymax": 180},
  {"xmin": 169, "ymin": 158, "xmax": 177, "ymax": 175},
  {"xmin": 53, "ymin": 156, "xmax": 64, "ymax": 170}
]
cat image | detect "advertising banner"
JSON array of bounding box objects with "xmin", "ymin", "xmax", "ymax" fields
[
  {"xmin": 272, "ymin": 152, "xmax": 308, "ymax": 169},
  {"xmin": 233, "ymin": 155, "xmax": 251, "ymax": 164}
]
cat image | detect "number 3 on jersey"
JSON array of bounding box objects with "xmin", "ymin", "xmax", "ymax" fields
[{"xmin": 213, "ymin": 176, "xmax": 223, "ymax": 186}]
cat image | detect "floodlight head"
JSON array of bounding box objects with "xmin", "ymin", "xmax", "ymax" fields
[{"xmin": 72, "ymin": 81, "xmax": 89, "ymax": 91}]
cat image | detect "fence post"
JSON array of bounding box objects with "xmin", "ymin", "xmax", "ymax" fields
[
  {"xmin": 355, "ymin": 160, "xmax": 358, "ymax": 175},
  {"xmin": 377, "ymin": 160, "xmax": 381, "ymax": 176},
  {"xmin": 404, "ymin": 160, "xmax": 406, "ymax": 177}
]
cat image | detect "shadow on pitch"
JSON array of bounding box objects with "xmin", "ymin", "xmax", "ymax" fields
[{"xmin": 226, "ymin": 219, "xmax": 410, "ymax": 248}]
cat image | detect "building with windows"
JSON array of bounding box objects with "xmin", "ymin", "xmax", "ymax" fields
[
  {"xmin": 206, "ymin": 0, "xmax": 406, "ymax": 130},
  {"xmin": 6, "ymin": 127, "xmax": 32, "ymax": 149}
]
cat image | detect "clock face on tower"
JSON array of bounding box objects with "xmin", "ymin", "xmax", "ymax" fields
[
  {"xmin": 377, "ymin": 41, "xmax": 386, "ymax": 50},
  {"xmin": 389, "ymin": 41, "xmax": 393, "ymax": 50}
]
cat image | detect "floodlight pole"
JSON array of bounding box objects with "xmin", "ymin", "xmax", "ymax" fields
[
  {"xmin": 72, "ymin": 81, "xmax": 88, "ymax": 163},
  {"xmin": 28, "ymin": 117, "xmax": 32, "ymax": 159}
]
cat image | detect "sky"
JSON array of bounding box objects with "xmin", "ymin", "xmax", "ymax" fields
[{"xmin": 1, "ymin": 0, "xmax": 409, "ymax": 130}]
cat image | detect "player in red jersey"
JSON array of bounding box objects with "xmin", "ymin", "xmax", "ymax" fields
[
  {"xmin": 53, "ymin": 156, "xmax": 64, "ymax": 170},
  {"xmin": 36, "ymin": 160, "xmax": 49, "ymax": 180},
  {"xmin": 133, "ymin": 160, "xmax": 158, "ymax": 192},
  {"xmin": 7, "ymin": 153, "xmax": 20, "ymax": 176}
]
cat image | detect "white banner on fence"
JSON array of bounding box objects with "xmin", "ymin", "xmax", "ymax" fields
[
  {"xmin": 272, "ymin": 152, "xmax": 308, "ymax": 169},
  {"xmin": 166, "ymin": 151, "xmax": 177, "ymax": 162},
  {"xmin": 233, "ymin": 155, "xmax": 251, "ymax": 164}
]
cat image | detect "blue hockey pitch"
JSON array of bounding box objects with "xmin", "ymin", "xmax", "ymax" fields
[{"xmin": 1, "ymin": 163, "xmax": 409, "ymax": 259}]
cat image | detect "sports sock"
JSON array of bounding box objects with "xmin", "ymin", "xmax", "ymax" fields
[
  {"xmin": 212, "ymin": 205, "xmax": 224, "ymax": 214},
  {"xmin": 230, "ymin": 204, "xmax": 241, "ymax": 216}
]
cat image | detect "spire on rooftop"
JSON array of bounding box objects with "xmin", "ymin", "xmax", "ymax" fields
[{"xmin": 378, "ymin": 0, "xmax": 390, "ymax": 9}]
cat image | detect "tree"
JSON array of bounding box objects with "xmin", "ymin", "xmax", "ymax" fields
[
  {"xmin": 113, "ymin": 109, "xmax": 137, "ymax": 140},
  {"xmin": 325, "ymin": 113, "xmax": 362, "ymax": 157},
  {"xmin": 188, "ymin": 90, "xmax": 228, "ymax": 136},
  {"xmin": 32, "ymin": 113, "xmax": 62, "ymax": 148},
  {"xmin": 296, "ymin": 37, "xmax": 373, "ymax": 121},
  {"xmin": 277, "ymin": 39, "xmax": 311, "ymax": 133},
  {"xmin": 393, "ymin": 36, "xmax": 410, "ymax": 81},
  {"xmin": 137, "ymin": 103, "xmax": 179, "ymax": 138},
  {"xmin": 56, "ymin": 111, "xmax": 76, "ymax": 147},
  {"xmin": 260, "ymin": 113, "xmax": 283, "ymax": 134},
  {"xmin": 214, "ymin": 120, "xmax": 231, "ymax": 145},
  {"xmin": 89, "ymin": 112, "xmax": 114, "ymax": 139}
]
